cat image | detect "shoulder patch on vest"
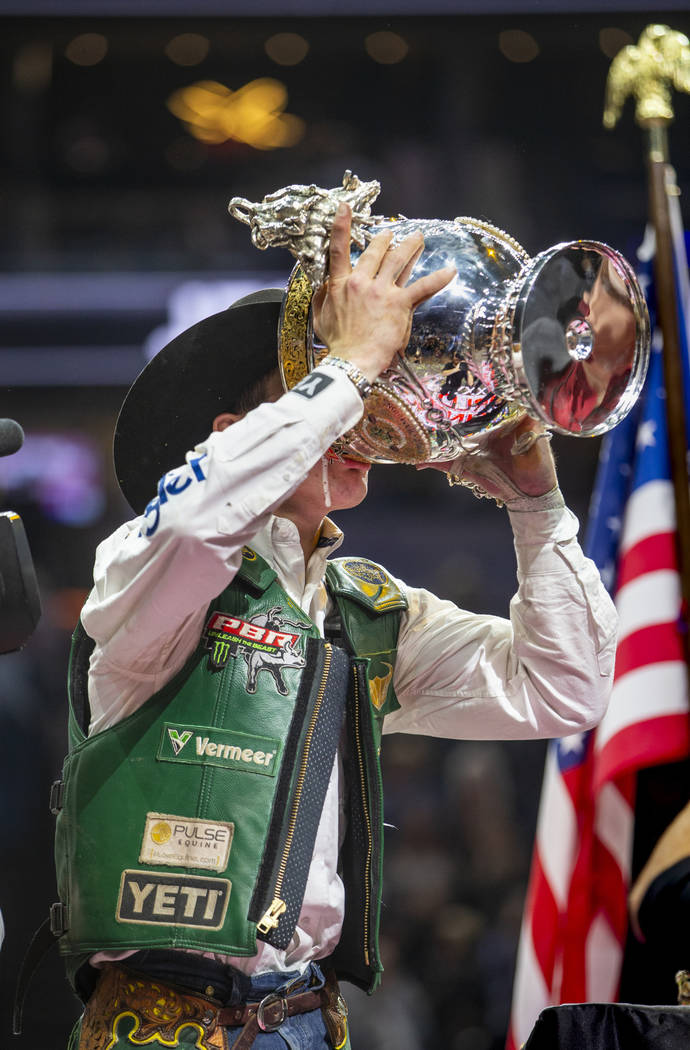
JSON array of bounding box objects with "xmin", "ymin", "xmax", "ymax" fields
[
  {"xmin": 326, "ymin": 558, "xmax": 407, "ymax": 614},
  {"xmin": 343, "ymin": 560, "xmax": 387, "ymax": 586}
]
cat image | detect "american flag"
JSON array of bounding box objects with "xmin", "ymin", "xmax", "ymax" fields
[{"xmin": 507, "ymin": 202, "xmax": 690, "ymax": 1050}]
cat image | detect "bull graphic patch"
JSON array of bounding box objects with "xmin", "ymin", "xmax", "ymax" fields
[{"xmin": 203, "ymin": 606, "xmax": 311, "ymax": 695}]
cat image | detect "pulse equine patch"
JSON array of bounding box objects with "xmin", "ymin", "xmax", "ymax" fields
[
  {"xmin": 139, "ymin": 813, "xmax": 235, "ymax": 871},
  {"xmin": 158, "ymin": 723, "xmax": 280, "ymax": 776},
  {"xmin": 116, "ymin": 869, "xmax": 230, "ymax": 929}
]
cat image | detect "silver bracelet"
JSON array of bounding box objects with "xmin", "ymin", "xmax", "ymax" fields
[{"xmin": 320, "ymin": 355, "xmax": 373, "ymax": 400}]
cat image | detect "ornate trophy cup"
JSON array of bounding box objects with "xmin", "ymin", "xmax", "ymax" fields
[{"xmin": 229, "ymin": 172, "xmax": 650, "ymax": 465}]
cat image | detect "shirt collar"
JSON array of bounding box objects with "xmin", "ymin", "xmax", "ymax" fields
[{"xmin": 249, "ymin": 515, "xmax": 344, "ymax": 574}]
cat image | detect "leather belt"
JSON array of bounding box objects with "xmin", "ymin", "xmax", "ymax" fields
[{"xmin": 219, "ymin": 987, "xmax": 325, "ymax": 1049}]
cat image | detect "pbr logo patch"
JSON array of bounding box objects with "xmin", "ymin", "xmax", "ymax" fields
[
  {"xmin": 116, "ymin": 869, "xmax": 231, "ymax": 929},
  {"xmin": 342, "ymin": 560, "xmax": 388, "ymax": 586},
  {"xmin": 203, "ymin": 605, "xmax": 310, "ymax": 695},
  {"xmin": 139, "ymin": 813, "xmax": 235, "ymax": 872}
]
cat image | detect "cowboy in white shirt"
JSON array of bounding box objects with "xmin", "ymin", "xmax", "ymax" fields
[{"xmin": 54, "ymin": 204, "xmax": 616, "ymax": 1050}]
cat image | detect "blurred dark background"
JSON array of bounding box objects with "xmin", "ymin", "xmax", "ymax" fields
[{"xmin": 1, "ymin": 5, "xmax": 690, "ymax": 1048}]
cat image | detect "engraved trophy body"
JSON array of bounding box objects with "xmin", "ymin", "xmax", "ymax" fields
[{"xmin": 230, "ymin": 172, "xmax": 650, "ymax": 465}]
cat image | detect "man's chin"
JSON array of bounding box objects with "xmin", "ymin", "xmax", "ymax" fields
[{"xmin": 327, "ymin": 472, "xmax": 370, "ymax": 512}]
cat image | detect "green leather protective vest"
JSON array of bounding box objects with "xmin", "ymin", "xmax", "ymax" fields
[{"xmin": 54, "ymin": 548, "xmax": 407, "ymax": 994}]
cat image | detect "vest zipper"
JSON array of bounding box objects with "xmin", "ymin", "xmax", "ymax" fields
[
  {"xmin": 257, "ymin": 642, "xmax": 334, "ymax": 935},
  {"xmin": 352, "ymin": 666, "xmax": 373, "ymax": 967}
]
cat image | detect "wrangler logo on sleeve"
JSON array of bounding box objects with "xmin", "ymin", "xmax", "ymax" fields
[
  {"xmin": 293, "ymin": 373, "xmax": 333, "ymax": 398},
  {"xmin": 116, "ymin": 870, "xmax": 230, "ymax": 929}
]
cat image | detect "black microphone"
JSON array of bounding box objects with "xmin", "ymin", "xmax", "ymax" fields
[
  {"xmin": 0, "ymin": 419, "xmax": 24, "ymax": 458},
  {"xmin": 0, "ymin": 512, "xmax": 41, "ymax": 653}
]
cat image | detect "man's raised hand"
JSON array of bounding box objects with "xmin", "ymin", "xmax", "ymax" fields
[{"xmin": 313, "ymin": 203, "xmax": 456, "ymax": 383}]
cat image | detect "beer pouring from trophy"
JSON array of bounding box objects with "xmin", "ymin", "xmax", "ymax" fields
[{"xmin": 229, "ymin": 171, "xmax": 650, "ymax": 467}]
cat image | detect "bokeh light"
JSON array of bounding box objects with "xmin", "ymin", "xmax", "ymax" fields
[
  {"xmin": 64, "ymin": 33, "xmax": 108, "ymax": 67},
  {"xmin": 364, "ymin": 30, "xmax": 409, "ymax": 65},
  {"xmin": 63, "ymin": 134, "xmax": 110, "ymax": 174},
  {"xmin": 167, "ymin": 78, "xmax": 305, "ymax": 150},
  {"xmin": 599, "ymin": 27, "xmax": 635, "ymax": 60},
  {"xmin": 498, "ymin": 29, "xmax": 540, "ymax": 63},
  {"xmin": 13, "ymin": 41, "xmax": 53, "ymax": 93},
  {"xmin": 264, "ymin": 32, "xmax": 310, "ymax": 66},
  {"xmin": 165, "ymin": 33, "xmax": 210, "ymax": 67}
]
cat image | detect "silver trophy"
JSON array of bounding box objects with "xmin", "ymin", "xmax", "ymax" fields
[{"xmin": 229, "ymin": 171, "xmax": 650, "ymax": 464}]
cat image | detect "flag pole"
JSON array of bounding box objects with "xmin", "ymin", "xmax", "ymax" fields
[{"xmin": 604, "ymin": 23, "xmax": 690, "ymax": 667}]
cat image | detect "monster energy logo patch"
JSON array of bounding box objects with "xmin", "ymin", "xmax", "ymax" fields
[
  {"xmin": 159, "ymin": 723, "xmax": 280, "ymax": 776},
  {"xmin": 342, "ymin": 560, "xmax": 388, "ymax": 586},
  {"xmin": 116, "ymin": 869, "xmax": 230, "ymax": 929}
]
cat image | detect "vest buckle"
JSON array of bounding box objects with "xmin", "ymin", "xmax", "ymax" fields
[
  {"xmin": 49, "ymin": 780, "xmax": 64, "ymax": 815},
  {"xmin": 49, "ymin": 902, "xmax": 68, "ymax": 936}
]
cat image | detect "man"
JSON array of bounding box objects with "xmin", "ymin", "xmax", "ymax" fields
[{"xmin": 53, "ymin": 204, "xmax": 617, "ymax": 1049}]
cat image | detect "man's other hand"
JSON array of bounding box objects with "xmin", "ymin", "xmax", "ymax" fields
[{"xmin": 421, "ymin": 415, "xmax": 559, "ymax": 504}]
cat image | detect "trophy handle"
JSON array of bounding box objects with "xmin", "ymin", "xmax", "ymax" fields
[{"xmin": 278, "ymin": 265, "xmax": 314, "ymax": 392}]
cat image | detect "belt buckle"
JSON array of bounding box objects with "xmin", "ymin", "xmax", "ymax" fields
[{"xmin": 256, "ymin": 991, "xmax": 288, "ymax": 1033}]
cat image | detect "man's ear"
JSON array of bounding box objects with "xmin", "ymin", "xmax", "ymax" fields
[{"xmin": 213, "ymin": 412, "xmax": 243, "ymax": 432}]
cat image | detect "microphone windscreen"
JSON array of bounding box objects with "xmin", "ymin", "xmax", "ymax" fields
[{"xmin": 0, "ymin": 419, "xmax": 24, "ymax": 458}]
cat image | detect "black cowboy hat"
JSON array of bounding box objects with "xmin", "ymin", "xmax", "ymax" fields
[{"xmin": 114, "ymin": 288, "xmax": 284, "ymax": 514}]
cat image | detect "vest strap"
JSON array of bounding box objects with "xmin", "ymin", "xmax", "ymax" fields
[{"xmin": 12, "ymin": 913, "xmax": 61, "ymax": 1035}]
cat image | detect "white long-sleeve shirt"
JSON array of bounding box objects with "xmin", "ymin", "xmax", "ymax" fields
[{"xmin": 83, "ymin": 362, "xmax": 617, "ymax": 974}]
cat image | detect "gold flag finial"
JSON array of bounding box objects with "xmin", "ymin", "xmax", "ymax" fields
[{"xmin": 604, "ymin": 23, "xmax": 690, "ymax": 129}]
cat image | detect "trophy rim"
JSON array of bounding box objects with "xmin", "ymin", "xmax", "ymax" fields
[{"xmin": 509, "ymin": 239, "xmax": 651, "ymax": 438}]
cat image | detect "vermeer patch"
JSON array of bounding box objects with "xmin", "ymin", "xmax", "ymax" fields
[
  {"xmin": 116, "ymin": 869, "xmax": 230, "ymax": 929},
  {"xmin": 139, "ymin": 813, "xmax": 234, "ymax": 872},
  {"xmin": 158, "ymin": 723, "xmax": 280, "ymax": 776},
  {"xmin": 342, "ymin": 560, "xmax": 388, "ymax": 586}
]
